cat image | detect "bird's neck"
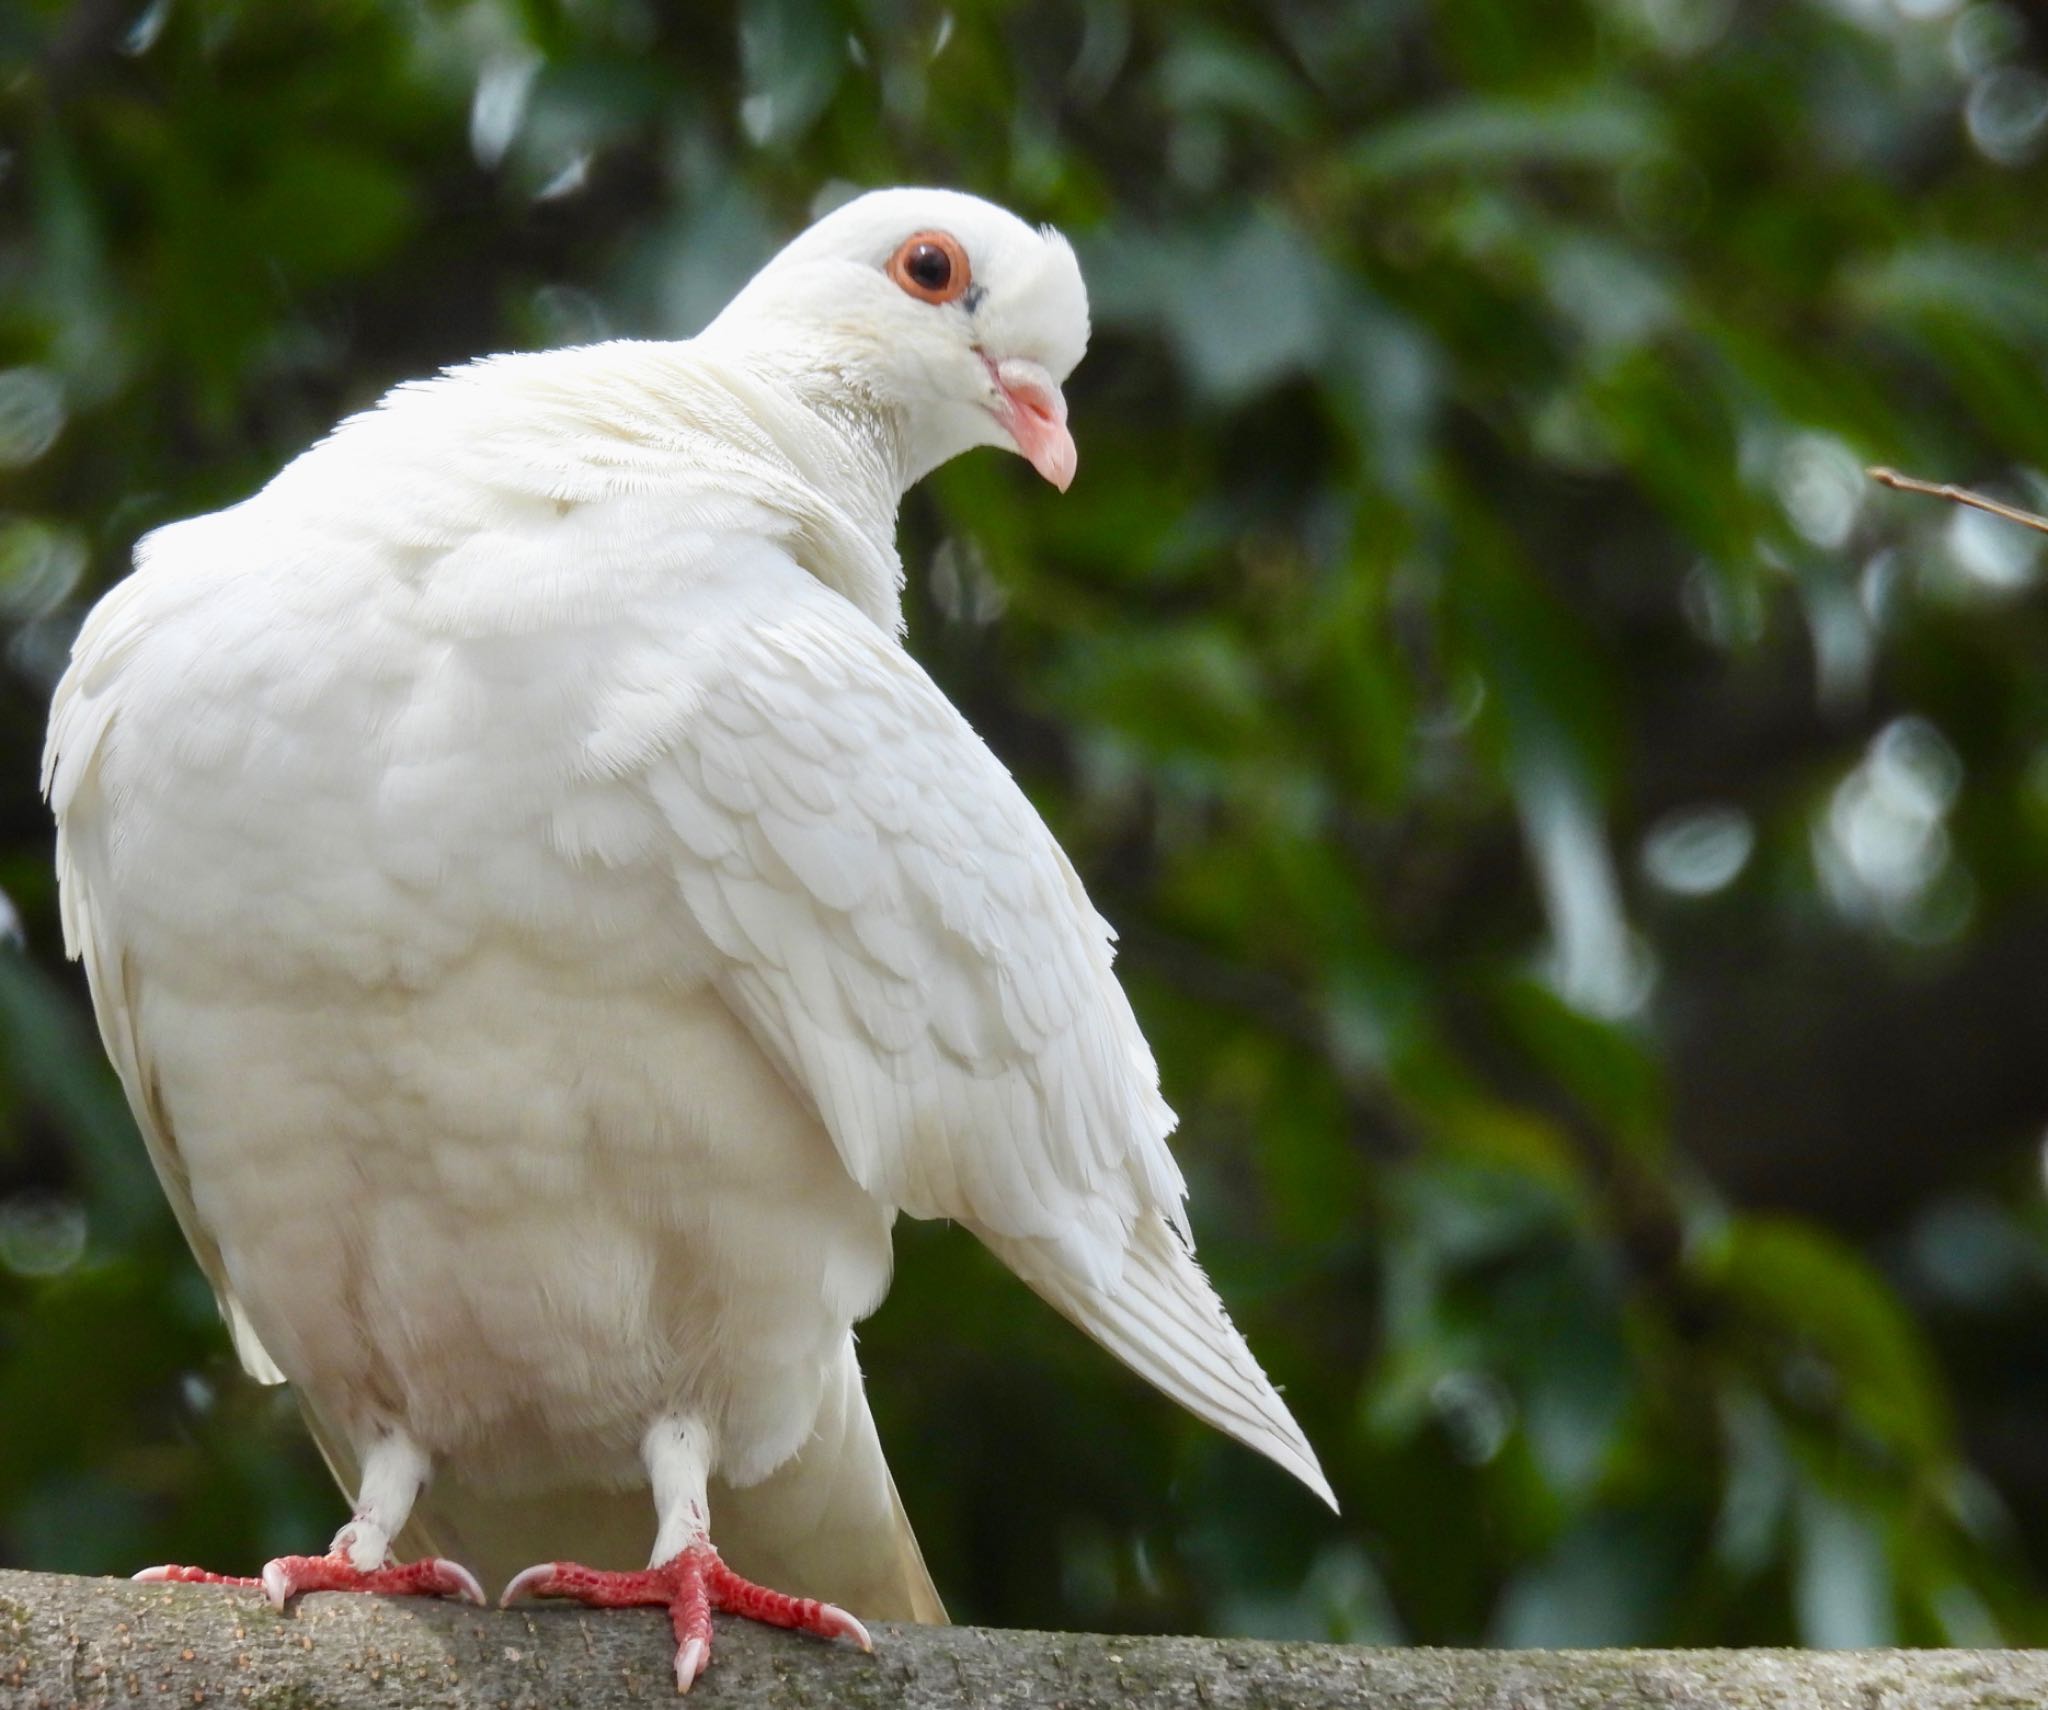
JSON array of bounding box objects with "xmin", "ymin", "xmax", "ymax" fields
[{"xmin": 658, "ymin": 329, "xmax": 913, "ymax": 636}]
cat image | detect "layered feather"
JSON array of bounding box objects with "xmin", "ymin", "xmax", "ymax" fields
[{"xmin": 613, "ymin": 548, "xmax": 1331, "ymax": 1504}]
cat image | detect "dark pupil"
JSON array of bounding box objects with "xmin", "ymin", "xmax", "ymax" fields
[{"xmin": 906, "ymin": 243, "xmax": 952, "ymax": 291}]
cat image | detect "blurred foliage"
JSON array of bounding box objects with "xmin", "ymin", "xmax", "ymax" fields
[{"xmin": 6, "ymin": 0, "xmax": 2048, "ymax": 1649}]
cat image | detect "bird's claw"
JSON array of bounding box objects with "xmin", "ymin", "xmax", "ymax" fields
[
  {"xmin": 500, "ymin": 1541, "xmax": 868, "ymax": 1694},
  {"xmin": 500, "ymin": 1560, "xmax": 569, "ymax": 1607},
  {"xmin": 813, "ymin": 1604, "xmax": 874, "ymax": 1651},
  {"xmin": 136, "ymin": 1552, "xmax": 484, "ymax": 1609},
  {"xmin": 675, "ymin": 1636, "xmax": 709, "ymax": 1691}
]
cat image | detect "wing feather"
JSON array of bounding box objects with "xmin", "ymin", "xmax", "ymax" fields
[
  {"xmin": 44, "ymin": 590, "xmax": 286, "ymax": 1388},
  {"xmin": 620, "ymin": 555, "xmax": 1329, "ymax": 1503}
]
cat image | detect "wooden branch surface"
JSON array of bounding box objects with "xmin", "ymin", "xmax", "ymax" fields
[{"xmin": 5, "ymin": 1570, "xmax": 2048, "ymax": 1707}]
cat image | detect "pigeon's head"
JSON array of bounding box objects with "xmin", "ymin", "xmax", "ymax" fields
[{"xmin": 711, "ymin": 188, "xmax": 1090, "ymax": 490}]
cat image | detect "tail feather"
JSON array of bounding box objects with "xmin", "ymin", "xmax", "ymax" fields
[
  {"xmin": 711, "ymin": 1339, "xmax": 947, "ymax": 1622},
  {"xmin": 978, "ymin": 1212, "xmax": 1337, "ymax": 1511}
]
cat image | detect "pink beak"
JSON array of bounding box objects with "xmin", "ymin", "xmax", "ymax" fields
[{"xmin": 986, "ymin": 356, "xmax": 1077, "ymax": 491}]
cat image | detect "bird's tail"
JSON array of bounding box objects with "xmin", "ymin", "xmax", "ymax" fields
[
  {"xmin": 977, "ymin": 1211, "xmax": 1337, "ymax": 1510},
  {"xmin": 708, "ymin": 1339, "xmax": 947, "ymax": 1623}
]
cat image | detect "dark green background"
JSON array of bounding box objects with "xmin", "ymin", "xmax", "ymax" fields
[{"xmin": 7, "ymin": 0, "xmax": 2048, "ymax": 1646}]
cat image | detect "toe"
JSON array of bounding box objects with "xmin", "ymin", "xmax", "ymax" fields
[
  {"xmin": 133, "ymin": 1565, "xmax": 262, "ymax": 1589},
  {"xmin": 500, "ymin": 1560, "xmax": 670, "ymax": 1609},
  {"xmin": 357, "ymin": 1556, "xmax": 488, "ymax": 1603},
  {"xmin": 699, "ymin": 1550, "xmax": 873, "ymax": 1649}
]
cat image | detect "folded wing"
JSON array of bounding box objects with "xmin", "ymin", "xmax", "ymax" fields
[
  {"xmin": 44, "ymin": 573, "xmax": 286, "ymax": 1388},
  {"xmin": 614, "ymin": 550, "xmax": 1330, "ymax": 1505}
]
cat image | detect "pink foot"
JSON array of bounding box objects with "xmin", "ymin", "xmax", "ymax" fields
[
  {"xmin": 502, "ymin": 1540, "xmax": 870, "ymax": 1692},
  {"xmin": 135, "ymin": 1552, "xmax": 485, "ymax": 1611}
]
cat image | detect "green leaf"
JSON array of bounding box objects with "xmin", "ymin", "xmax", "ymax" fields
[
  {"xmin": 1345, "ymin": 90, "xmax": 1666, "ymax": 182},
  {"xmin": 1707, "ymin": 1217, "xmax": 1953, "ymax": 1463},
  {"xmin": 238, "ymin": 142, "xmax": 417, "ymax": 284}
]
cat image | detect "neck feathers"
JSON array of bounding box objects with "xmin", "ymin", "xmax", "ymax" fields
[{"xmin": 284, "ymin": 339, "xmax": 913, "ymax": 638}]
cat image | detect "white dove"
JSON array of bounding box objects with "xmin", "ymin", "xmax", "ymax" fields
[{"xmin": 44, "ymin": 187, "xmax": 1333, "ymax": 1689}]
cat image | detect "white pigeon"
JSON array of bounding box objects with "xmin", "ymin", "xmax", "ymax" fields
[{"xmin": 44, "ymin": 187, "xmax": 1333, "ymax": 1689}]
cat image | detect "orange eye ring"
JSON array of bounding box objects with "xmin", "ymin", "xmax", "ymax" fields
[{"xmin": 887, "ymin": 230, "xmax": 972, "ymax": 304}]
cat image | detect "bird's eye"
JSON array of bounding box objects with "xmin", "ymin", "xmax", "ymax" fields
[{"xmin": 887, "ymin": 231, "xmax": 971, "ymax": 305}]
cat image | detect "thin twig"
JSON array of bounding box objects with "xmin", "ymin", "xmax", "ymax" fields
[{"xmin": 1866, "ymin": 466, "xmax": 2048, "ymax": 536}]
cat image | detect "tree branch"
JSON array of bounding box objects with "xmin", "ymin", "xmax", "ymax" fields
[
  {"xmin": 3, "ymin": 1569, "xmax": 2048, "ymax": 1707},
  {"xmin": 1867, "ymin": 466, "xmax": 2048, "ymax": 534}
]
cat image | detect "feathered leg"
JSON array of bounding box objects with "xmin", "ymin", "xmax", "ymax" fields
[
  {"xmin": 135, "ymin": 1429, "xmax": 483, "ymax": 1607},
  {"xmin": 501, "ymin": 1416, "xmax": 870, "ymax": 1693}
]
